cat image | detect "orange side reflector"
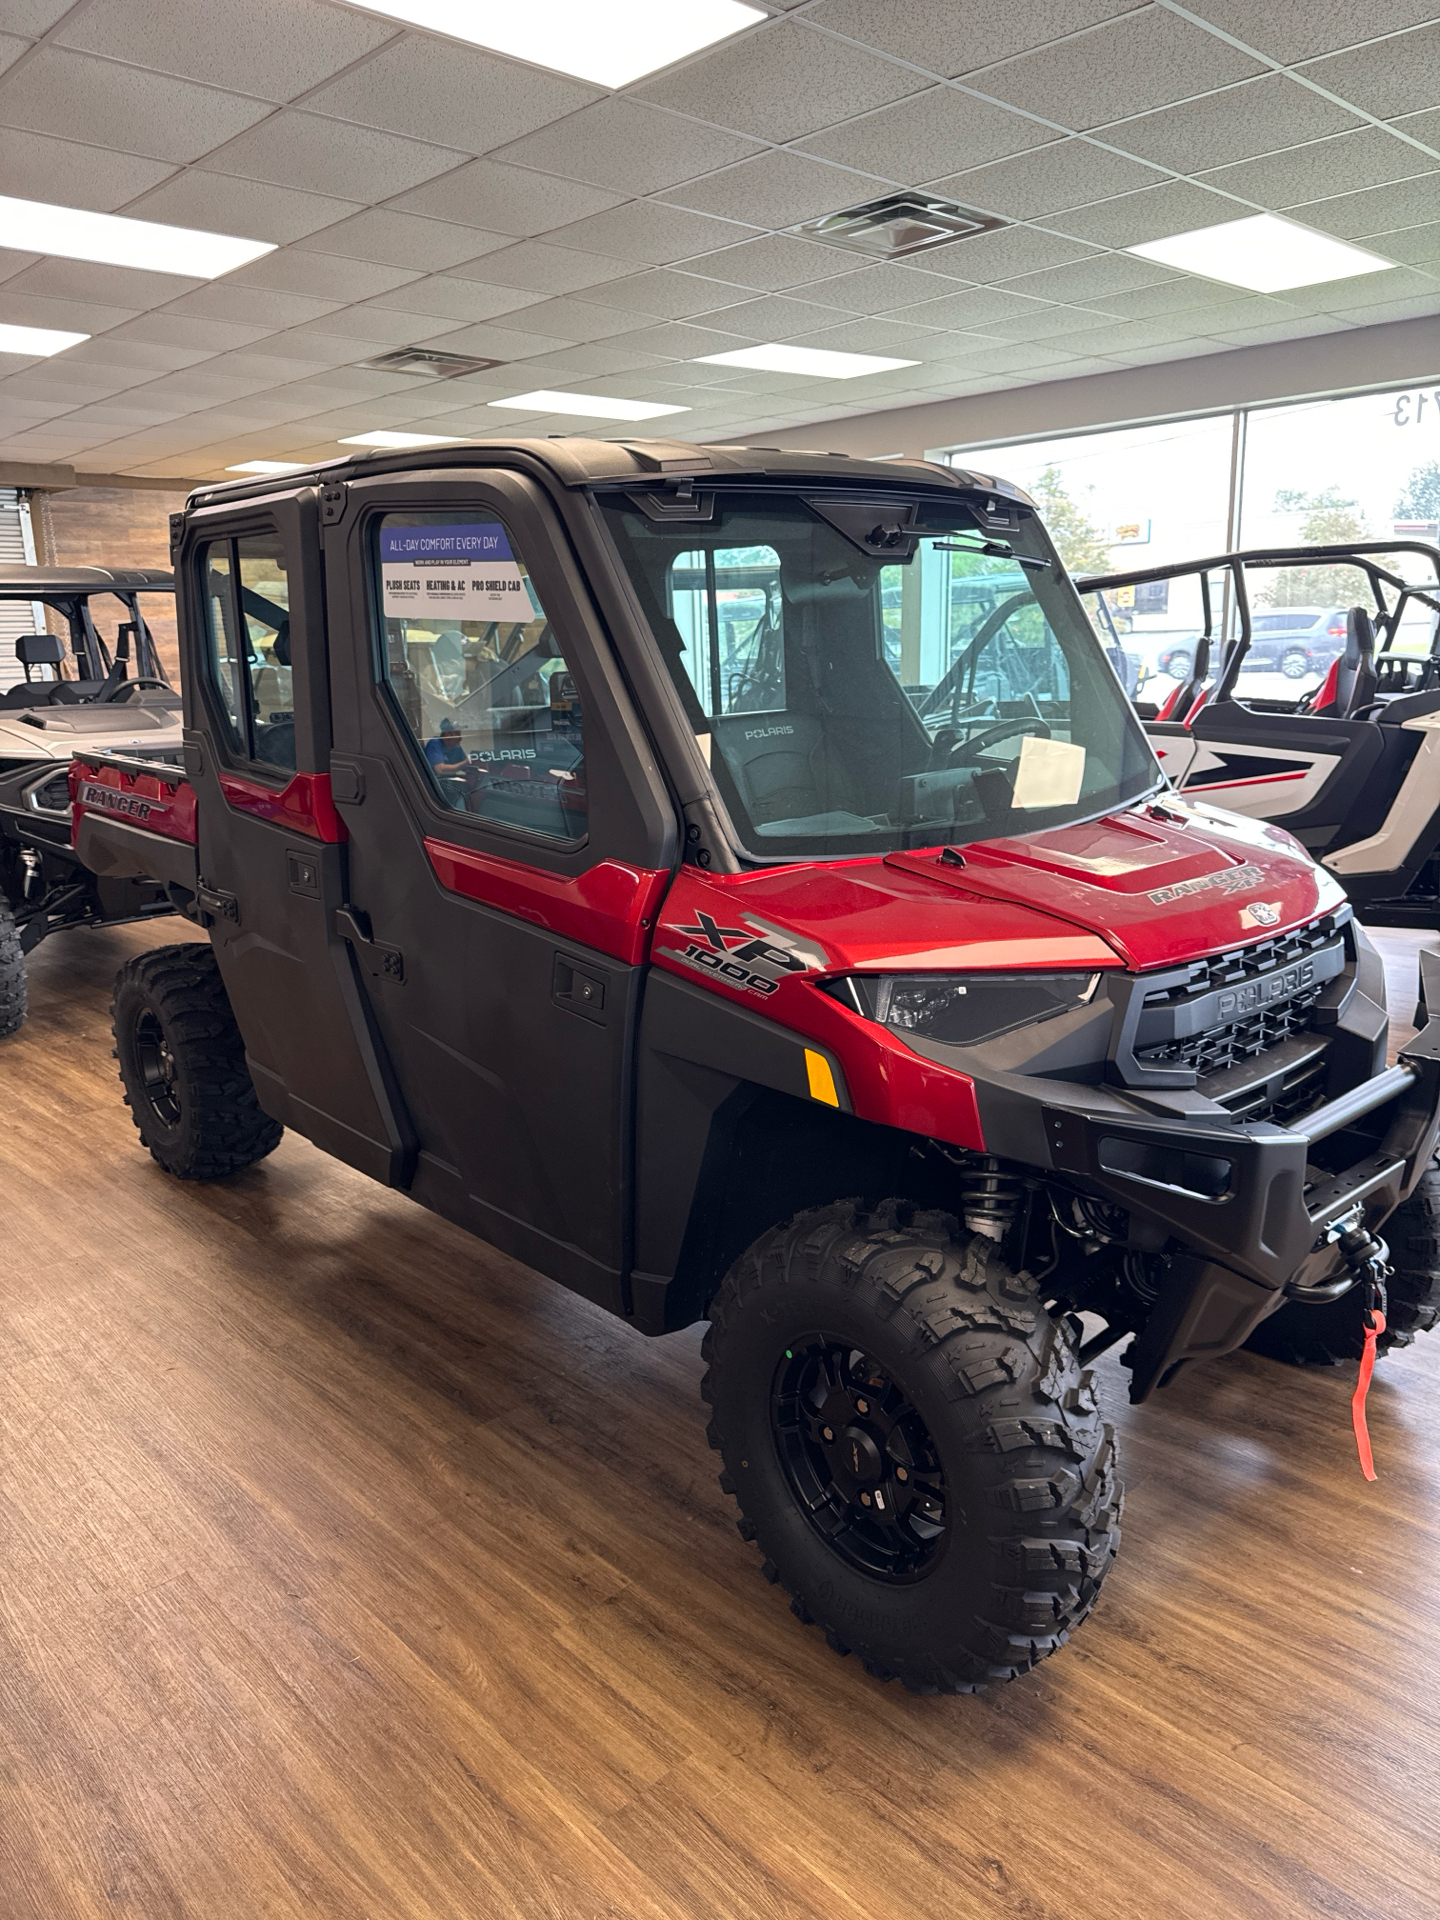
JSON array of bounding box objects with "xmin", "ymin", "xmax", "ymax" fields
[{"xmin": 804, "ymin": 1049, "xmax": 840, "ymax": 1107}]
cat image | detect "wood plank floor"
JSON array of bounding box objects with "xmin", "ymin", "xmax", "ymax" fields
[{"xmin": 4, "ymin": 919, "xmax": 1440, "ymax": 1920}]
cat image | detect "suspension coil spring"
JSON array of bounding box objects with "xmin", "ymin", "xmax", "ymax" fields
[{"xmin": 959, "ymin": 1159, "xmax": 1023, "ymax": 1242}]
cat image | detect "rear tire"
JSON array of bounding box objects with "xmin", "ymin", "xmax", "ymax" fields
[
  {"xmin": 0, "ymin": 893, "xmax": 25, "ymax": 1039},
  {"xmin": 1246, "ymin": 1167, "xmax": 1440, "ymax": 1365},
  {"xmin": 112, "ymin": 943, "xmax": 282, "ymax": 1179},
  {"xmin": 1282, "ymin": 648, "xmax": 1310, "ymax": 680},
  {"xmin": 702, "ymin": 1201, "xmax": 1122, "ymax": 1693}
]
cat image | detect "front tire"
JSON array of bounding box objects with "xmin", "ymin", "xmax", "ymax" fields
[
  {"xmin": 1246, "ymin": 1167, "xmax": 1440, "ymax": 1365},
  {"xmin": 112, "ymin": 943, "xmax": 282, "ymax": 1179},
  {"xmin": 0, "ymin": 892, "xmax": 25, "ymax": 1039},
  {"xmin": 702, "ymin": 1202, "xmax": 1122, "ymax": 1693}
]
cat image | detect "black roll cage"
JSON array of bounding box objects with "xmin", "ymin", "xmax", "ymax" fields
[{"xmin": 1078, "ymin": 541, "xmax": 1440, "ymax": 721}]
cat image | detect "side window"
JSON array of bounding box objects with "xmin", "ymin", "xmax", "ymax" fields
[
  {"xmin": 198, "ymin": 531, "xmax": 294, "ymax": 773},
  {"xmin": 373, "ymin": 510, "xmax": 586, "ymax": 844},
  {"xmin": 668, "ymin": 546, "xmax": 785, "ymax": 716}
]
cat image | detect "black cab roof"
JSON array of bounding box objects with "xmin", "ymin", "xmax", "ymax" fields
[
  {"xmin": 185, "ymin": 436, "xmax": 1034, "ymax": 511},
  {"xmin": 0, "ymin": 565, "xmax": 174, "ymax": 598}
]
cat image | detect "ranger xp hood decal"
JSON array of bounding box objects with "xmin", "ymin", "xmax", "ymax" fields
[{"xmin": 1148, "ymin": 862, "xmax": 1265, "ymax": 906}]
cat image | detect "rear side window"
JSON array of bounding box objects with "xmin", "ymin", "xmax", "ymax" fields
[
  {"xmin": 372, "ymin": 510, "xmax": 586, "ymax": 844},
  {"xmin": 198, "ymin": 532, "xmax": 294, "ymax": 772}
]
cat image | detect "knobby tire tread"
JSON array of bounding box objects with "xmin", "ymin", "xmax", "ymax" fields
[{"xmin": 0, "ymin": 893, "xmax": 25, "ymax": 1039}]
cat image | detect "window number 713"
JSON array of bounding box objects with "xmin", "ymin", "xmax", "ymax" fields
[{"xmin": 1393, "ymin": 391, "xmax": 1440, "ymax": 426}]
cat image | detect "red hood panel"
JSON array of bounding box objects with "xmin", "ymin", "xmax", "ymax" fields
[{"xmin": 886, "ymin": 805, "xmax": 1346, "ymax": 969}]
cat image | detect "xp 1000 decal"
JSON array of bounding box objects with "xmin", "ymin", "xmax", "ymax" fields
[{"xmin": 660, "ymin": 909, "xmax": 827, "ymax": 997}]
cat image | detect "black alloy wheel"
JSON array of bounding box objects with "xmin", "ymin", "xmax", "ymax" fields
[
  {"xmin": 772, "ymin": 1336, "xmax": 947, "ymax": 1584},
  {"xmin": 132, "ymin": 1006, "xmax": 182, "ymax": 1128}
]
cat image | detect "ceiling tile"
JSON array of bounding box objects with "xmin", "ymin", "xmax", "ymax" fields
[
  {"xmin": 104, "ymin": 312, "xmax": 274, "ymax": 353},
  {"xmin": 678, "ymin": 234, "xmax": 861, "ymax": 292},
  {"xmin": 5, "ymin": 257, "xmax": 200, "ymax": 307},
  {"xmin": 0, "ymin": 128, "xmax": 177, "ymax": 212},
  {"xmin": 408, "ymin": 319, "xmax": 581, "ymax": 360},
  {"xmin": 0, "ymin": 35, "xmax": 26, "ymax": 80},
  {"xmin": 0, "ymin": 290, "xmax": 141, "ymax": 333},
  {"xmin": 687, "ymin": 291, "xmax": 868, "ymax": 338},
  {"xmin": 1058, "ymin": 313, "xmax": 1221, "ymax": 354},
  {"xmin": 163, "ymin": 284, "xmax": 344, "ymax": 328},
  {"xmin": 126, "ymin": 172, "xmax": 363, "ymax": 244},
  {"xmin": 0, "ymin": 247, "xmax": 40, "ymax": 281},
  {"xmin": 584, "ymin": 269, "xmax": 762, "ymax": 318},
  {"xmin": 1292, "ymin": 264, "xmax": 1440, "ymax": 311},
  {"xmin": 1042, "ymin": 178, "xmax": 1243, "ymax": 246},
  {"xmin": 1100, "ymin": 75, "xmax": 1360, "ymax": 175},
  {"xmin": 490, "ymin": 100, "xmax": 761, "ymax": 196},
  {"xmin": 451, "ymin": 240, "xmax": 635, "ymax": 295},
  {"xmin": 1186, "ymin": 2, "xmax": 1440, "ymax": 64},
  {"xmin": 930, "ymin": 339, "xmax": 1082, "ymax": 374},
  {"xmin": 634, "ymin": 18, "xmax": 928, "ymax": 143},
  {"xmin": 199, "ymin": 111, "xmax": 465, "ymax": 202},
  {"xmin": 657, "ymin": 151, "xmax": 878, "ymax": 227},
  {"xmin": 303, "ymin": 208, "xmax": 509, "ymax": 271},
  {"xmin": 932, "ymin": 138, "xmax": 1168, "ymax": 219},
  {"xmin": 1310, "ymin": 287, "xmax": 1440, "ymax": 327},
  {"xmin": 932, "ymin": 226, "xmax": 1104, "ymax": 285},
  {"xmin": 977, "ymin": 12, "xmax": 1264, "ymax": 129},
  {"xmin": 59, "ymin": 336, "xmax": 216, "ymax": 373},
  {"xmin": 1388, "ymin": 105, "xmax": 1440, "ymax": 150},
  {"xmin": 1205, "ymin": 316, "xmax": 1352, "ymax": 349},
  {"xmin": 782, "ymin": 316, "xmax": 954, "ymax": 356},
  {"xmin": 884, "ymin": 284, "xmax": 1064, "ymax": 329},
  {"xmin": 1200, "ymin": 129, "xmax": 1440, "ymax": 209},
  {"xmin": 387, "ymin": 159, "xmax": 625, "ymax": 238},
  {"xmin": 227, "ymin": 249, "xmax": 425, "ymax": 302},
  {"xmin": 0, "ymin": 48, "xmax": 273, "ymax": 164},
  {"xmin": 596, "ymin": 319, "xmax": 754, "ymax": 360},
  {"xmin": 304, "ymin": 37, "xmax": 599, "ymax": 151},
  {"xmin": 1000, "ymin": 251, "xmax": 1181, "ymax": 303},
  {"xmin": 798, "ymin": 88, "xmax": 1059, "ymax": 184},
  {"xmin": 5, "ymin": 1, "xmax": 77, "ymax": 30},
  {"xmin": 1301, "ymin": 173, "xmax": 1440, "ymax": 239},
  {"xmin": 1078, "ymin": 275, "xmax": 1221, "ymax": 318},
  {"xmin": 56, "ymin": 0, "xmax": 398, "ymax": 103},
  {"xmin": 807, "ymin": 0, "xmax": 1140, "ymax": 80},
  {"xmin": 364, "ymin": 275, "xmax": 544, "ymax": 324},
  {"xmin": 1361, "ymin": 218, "xmax": 1440, "ymax": 266},
  {"xmin": 509, "ymin": 343, "xmax": 674, "ymax": 377},
  {"xmin": 1298, "ymin": 23, "xmax": 1440, "ymax": 118},
  {"xmin": 476, "ymin": 295, "xmax": 653, "ymax": 341},
  {"xmin": 540, "ymin": 202, "xmax": 754, "ymax": 265},
  {"xmin": 782, "ymin": 260, "xmax": 960, "ymax": 313},
  {"xmin": 295, "ymin": 304, "xmax": 466, "ymax": 345},
  {"xmin": 975, "ymin": 299, "xmax": 1115, "ymax": 340}
]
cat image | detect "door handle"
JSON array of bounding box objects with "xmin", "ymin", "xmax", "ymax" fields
[{"xmin": 335, "ymin": 905, "xmax": 405, "ymax": 983}]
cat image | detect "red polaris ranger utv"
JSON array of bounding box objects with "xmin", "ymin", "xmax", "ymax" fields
[{"xmin": 71, "ymin": 440, "xmax": 1440, "ymax": 1695}]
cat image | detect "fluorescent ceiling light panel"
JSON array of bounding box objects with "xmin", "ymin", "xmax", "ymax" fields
[
  {"xmin": 228, "ymin": 460, "xmax": 305, "ymax": 475},
  {"xmin": 0, "ymin": 320, "xmax": 89, "ymax": 357},
  {"xmin": 487, "ymin": 390, "xmax": 688, "ymax": 420},
  {"xmin": 341, "ymin": 0, "xmax": 764, "ymax": 87},
  {"xmin": 696, "ymin": 344, "xmax": 919, "ymax": 379},
  {"xmin": 1127, "ymin": 214, "xmax": 1395, "ymax": 293},
  {"xmin": 339, "ymin": 429, "xmax": 468, "ymax": 447},
  {"xmin": 0, "ymin": 194, "xmax": 274, "ymax": 280}
]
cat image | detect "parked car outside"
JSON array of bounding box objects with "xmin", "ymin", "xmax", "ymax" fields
[{"xmin": 1242, "ymin": 607, "xmax": 1349, "ymax": 678}]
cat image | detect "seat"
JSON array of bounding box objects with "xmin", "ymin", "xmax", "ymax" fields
[
  {"xmin": 0, "ymin": 632, "xmax": 65, "ymax": 707},
  {"xmin": 1313, "ymin": 607, "xmax": 1377, "ymax": 719}
]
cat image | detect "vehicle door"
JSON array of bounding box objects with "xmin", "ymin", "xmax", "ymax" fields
[
  {"xmin": 322, "ymin": 470, "xmax": 677, "ymax": 1312},
  {"xmin": 181, "ymin": 494, "xmax": 406, "ymax": 1180}
]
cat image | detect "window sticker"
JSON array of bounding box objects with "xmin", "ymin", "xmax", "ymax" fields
[
  {"xmin": 380, "ymin": 521, "xmax": 540, "ymax": 620},
  {"xmin": 1012, "ymin": 733, "xmax": 1086, "ymax": 809}
]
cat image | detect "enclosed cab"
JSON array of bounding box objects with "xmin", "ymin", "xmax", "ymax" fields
[{"xmin": 72, "ymin": 442, "xmax": 1440, "ymax": 1694}]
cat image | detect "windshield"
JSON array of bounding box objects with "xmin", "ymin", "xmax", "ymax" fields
[{"xmin": 601, "ymin": 489, "xmax": 1158, "ymax": 859}]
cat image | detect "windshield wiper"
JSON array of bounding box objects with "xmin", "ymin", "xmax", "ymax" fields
[{"xmin": 931, "ymin": 539, "xmax": 1050, "ymax": 573}]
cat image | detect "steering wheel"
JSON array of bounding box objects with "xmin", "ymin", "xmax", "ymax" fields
[
  {"xmin": 105, "ymin": 677, "xmax": 172, "ymax": 701},
  {"xmin": 946, "ymin": 714, "xmax": 1052, "ymax": 766}
]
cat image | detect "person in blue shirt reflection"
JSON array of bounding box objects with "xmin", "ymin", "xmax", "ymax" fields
[{"xmin": 424, "ymin": 716, "xmax": 468, "ymax": 770}]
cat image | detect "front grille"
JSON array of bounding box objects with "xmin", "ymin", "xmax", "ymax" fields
[
  {"xmin": 1213, "ymin": 1045, "xmax": 1330, "ymax": 1127},
  {"xmin": 29, "ymin": 773, "xmax": 71, "ymax": 814},
  {"xmin": 1138, "ymin": 985, "xmax": 1323, "ymax": 1075},
  {"xmin": 1139, "ymin": 911, "xmax": 1346, "ymax": 1007}
]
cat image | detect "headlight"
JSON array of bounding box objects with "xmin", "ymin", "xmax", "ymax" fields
[{"xmin": 834, "ymin": 972, "xmax": 1101, "ymax": 1046}]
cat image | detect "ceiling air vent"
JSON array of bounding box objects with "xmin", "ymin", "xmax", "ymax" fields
[
  {"xmin": 358, "ymin": 347, "xmax": 504, "ymax": 379},
  {"xmin": 793, "ymin": 192, "xmax": 1009, "ymax": 260}
]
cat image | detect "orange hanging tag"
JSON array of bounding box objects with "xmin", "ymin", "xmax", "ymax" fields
[{"xmin": 1351, "ymin": 1309, "xmax": 1386, "ymax": 1482}]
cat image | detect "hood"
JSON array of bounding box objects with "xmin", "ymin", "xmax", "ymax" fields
[
  {"xmin": 0, "ymin": 702, "xmax": 182, "ymax": 764},
  {"xmin": 886, "ymin": 799, "xmax": 1346, "ymax": 970}
]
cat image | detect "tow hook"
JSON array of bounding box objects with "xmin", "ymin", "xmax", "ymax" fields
[{"xmin": 1327, "ymin": 1207, "xmax": 1391, "ymax": 1480}]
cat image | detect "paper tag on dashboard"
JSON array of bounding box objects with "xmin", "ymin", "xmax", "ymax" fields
[{"xmin": 1012, "ymin": 734, "xmax": 1086, "ymax": 809}]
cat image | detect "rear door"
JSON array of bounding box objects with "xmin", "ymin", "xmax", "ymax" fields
[
  {"xmin": 181, "ymin": 493, "xmax": 406, "ymax": 1179},
  {"xmin": 321, "ymin": 468, "xmax": 677, "ymax": 1311}
]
